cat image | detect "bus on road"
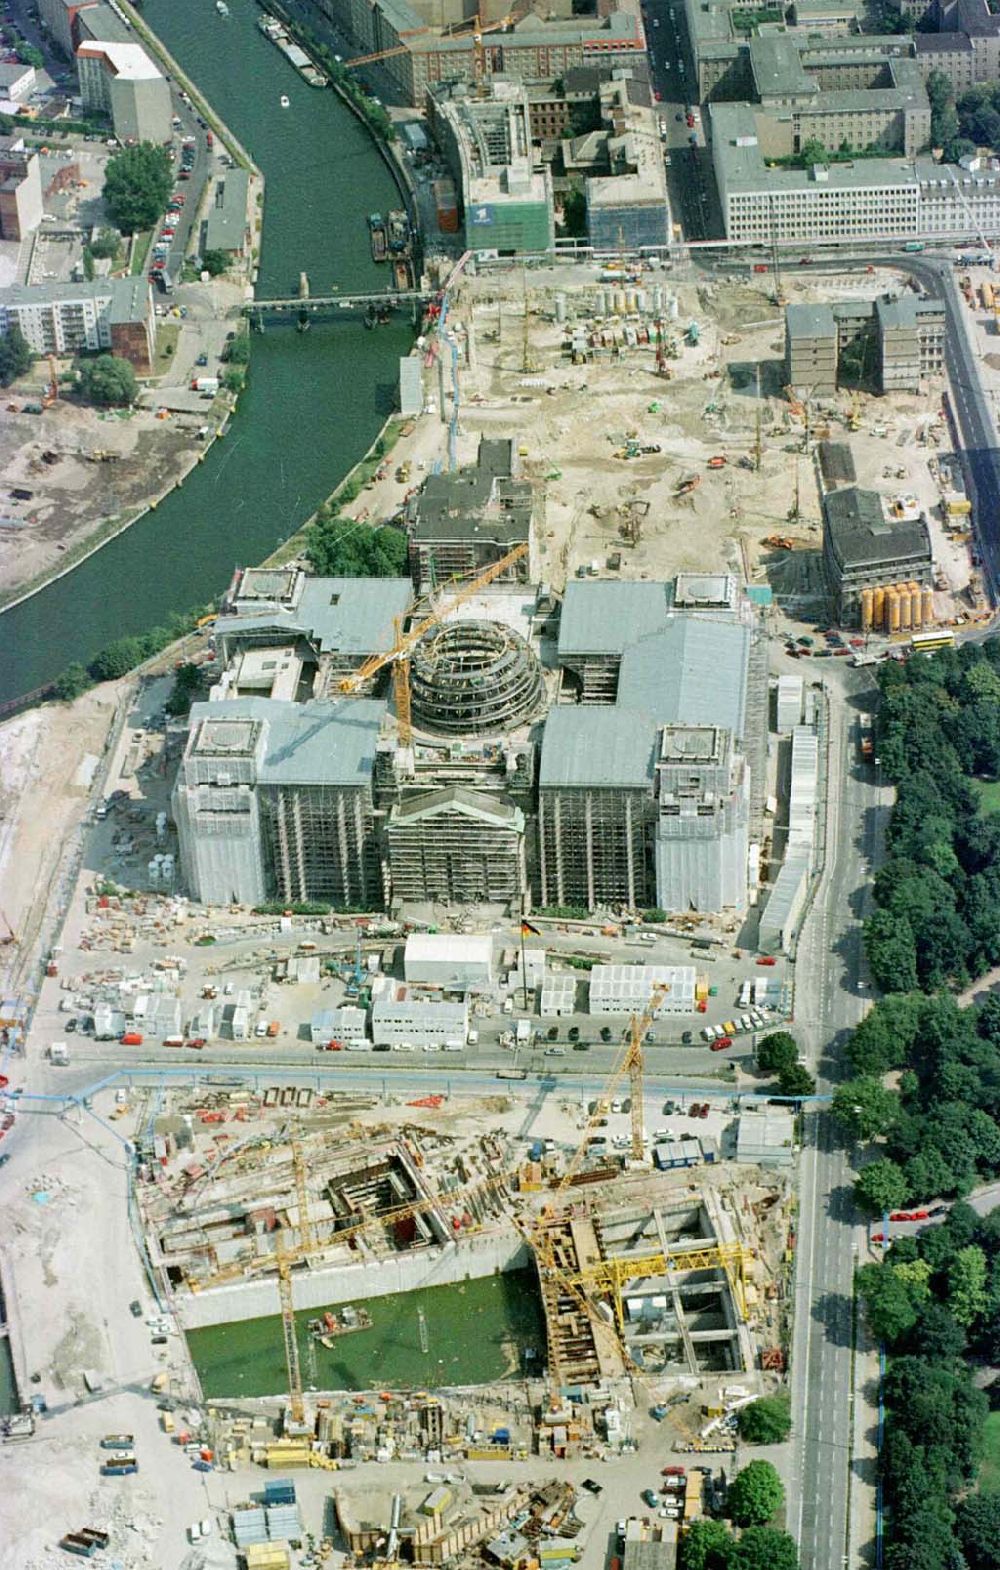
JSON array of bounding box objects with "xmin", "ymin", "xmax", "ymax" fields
[{"xmin": 910, "ymin": 630, "xmax": 956, "ymax": 653}]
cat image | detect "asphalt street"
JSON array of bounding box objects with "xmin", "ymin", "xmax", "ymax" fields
[{"xmin": 788, "ymin": 679, "xmax": 889, "ymax": 1570}]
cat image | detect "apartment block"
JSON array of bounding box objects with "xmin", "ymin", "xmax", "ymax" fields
[
  {"xmin": 76, "ymin": 40, "xmax": 172, "ymax": 143},
  {"xmin": 0, "ymin": 276, "xmax": 155, "ymax": 371},
  {"xmin": 38, "ymin": 0, "xmax": 98, "ymax": 55},
  {"xmin": 0, "ymin": 137, "xmax": 42, "ymax": 242},
  {"xmin": 563, "ymin": 78, "xmax": 670, "ymax": 252},
  {"xmin": 822, "ymin": 486, "xmax": 933, "ymax": 624}
]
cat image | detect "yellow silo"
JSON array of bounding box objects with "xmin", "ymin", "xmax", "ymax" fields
[{"xmin": 861, "ymin": 588, "xmax": 874, "ymax": 631}]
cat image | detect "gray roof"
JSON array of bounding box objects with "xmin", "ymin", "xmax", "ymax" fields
[
  {"xmin": 875, "ymin": 294, "xmax": 945, "ymax": 328},
  {"xmin": 205, "ymin": 168, "xmax": 249, "ymax": 252},
  {"xmin": 557, "ymin": 580, "xmax": 672, "ymax": 657},
  {"xmin": 220, "ymin": 576, "xmax": 413, "ymax": 657},
  {"xmin": 786, "ymin": 302, "xmax": 835, "ymax": 340},
  {"xmin": 407, "ymin": 436, "xmax": 531, "ymax": 545},
  {"xmin": 823, "ymin": 486, "xmax": 931, "ymax": 570},
  {"xmin": 391, "ymin": 785, "xmax": 522, "ymax": 826},
  {"xmin": 539, "ymin": 706, "xmax": 658, "ymax": 788},
  {"xmin": 616, "ymin": 617, "xmax": 751, "ymax": 739},
  {"xmin": 187, "ymin": 696, "xmax": 385, "ymax": 787},
  {"xmin": 0, "ymin": 275, "xmax": 149, "ymax": 323}
]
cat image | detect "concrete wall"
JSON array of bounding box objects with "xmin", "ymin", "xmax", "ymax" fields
[{"xmin": 175, "ymin": 1232, "xmax": 531, "ymax": 1330}]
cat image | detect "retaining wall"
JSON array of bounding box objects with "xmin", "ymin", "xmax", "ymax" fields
[{"xmin": 175, "ymin": 1233, "xmax": 530, "ymax": 1330}]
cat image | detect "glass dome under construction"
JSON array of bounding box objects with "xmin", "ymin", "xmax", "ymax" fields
[{"xmin": 409, "ymin": 619, "xmax": 544, "ymax": 737}]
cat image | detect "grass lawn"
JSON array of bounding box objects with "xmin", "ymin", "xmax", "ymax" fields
[
  {"xmin": 129, "ymin": 230, "xmax": 153, "ymax": 277},
  {"xmin": 978, "ymin": 1411, "xmax": 1000, "ymax": 1492},
  {"xmin": 152, "ymin": 324, "xmax": 180, "ymax": 377},
  {"xmin": 971, "ymin": 778, "xmax": 1000, "ymax": 815}
]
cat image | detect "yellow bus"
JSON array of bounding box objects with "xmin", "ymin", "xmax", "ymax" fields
[{"xmin": 910, "ymin": 630, "xmax": 956, "ymax": 653}]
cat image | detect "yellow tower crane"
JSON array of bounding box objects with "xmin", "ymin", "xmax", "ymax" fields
[{"xmin": 337, "ymin": 542, "xmax": 529, "ymax": 746}]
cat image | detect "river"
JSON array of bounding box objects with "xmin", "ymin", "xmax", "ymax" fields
[{"xmin": 0, "ymin": 0, "xmax": 410, "ymax": 705}]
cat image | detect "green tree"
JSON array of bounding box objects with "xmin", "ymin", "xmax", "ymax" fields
[
  {"xmin": 0, "ymin": 323, "xmax": 32, "ymax": 386},
  {"xmin": 51, "ymin": 662, "xmax": 92, "ymax": 701},
  {"xmin": 736, "ymin": 1393, "xmax": 792, "ymax": 1445},
  {"xmin": 857, "ymin": 1262, "xmax": 919, "ymax": 1343},
  {"xmin": 103, "ymin": 142, "xmax": 172, "ymax": 233},
  {"xmin": 855, "ymin": 1157, "xmax": 908, "ymax": 1215},
  {"xmin": 956, "ymin": 1492, "xmax": 1000, "ymax": 1570},
  {"xmin": 165, "ymin": 661, "xmax": 205, "ymax": 717},
  {"xmin": 797, "ymin": 137, "xmax": 827, "ymax": 168},
  {"xmin": 304, "ymin": 510, "xmax": 408, "ymax": 577},
  {"xmin": 561, "ymin": 185, "xmax": 587, "ymax": 238},
  {"xmin": 756, "ymin": 1032, "xmax": 798, "ymax": 1076},
  {"xmin": 911, "ymin": 1301, "xmax": 966, "ymax": 1361},
  {"xmin": 88, "ymin": 636, "xmax": 146, "ymax": 682},
  {"xmin": 679, "ymin": 1519, "xmax": 733, "ymax": 1570},
  {"xmin": 17, "ymin": 42, "xmax": 43, "ymax": 66},
  {"xmin": 201, "ymin": 248, "xmax": 229, "ymax": 276},
  {"xmin": 948, "ymin": 1244, "xmax": 988, "ymax": 1326},
  {"xmin": 77, "ymin": 354, "xmax": 138, "ymax": 407},
  {"xmin": 727, "ymin": 1461, "xmax": 784, "ymax": 1528},
  {"xmin": 221, "ymin": 334, "xmax": 250, "ymax": 365},
  {"xmin": 831, "ymin": 1077, "xmax": 899, "ymax": 1140},
  {"xmin": 88, "ymin": 228, "xmax": 121, "ymax": 260},
  {"xmin": 865, "ymin": 907, "xmax": 919, "ymax": 994},
  {"xmin": 729, "ymin": 1528, "xmax": 799, "ymax": 1570},
  {"xmin": 778, "ymin": 1063, "xmax": 816, "ymax": 1098},
  {"xmin": 642, "ymin": 908, "xmax": 667, "ymax": 924},
  {"xmin": 220, "ymin": 367, "xmax": 244, "ymax": 394}
]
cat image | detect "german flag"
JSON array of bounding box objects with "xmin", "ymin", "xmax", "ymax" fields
[{"xmin": 521, "ymin": 919, "xmax": 541, "ymax": 937}]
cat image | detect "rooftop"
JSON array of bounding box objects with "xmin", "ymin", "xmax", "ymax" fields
[
  {"xmin": 557, "ymin": 579, "xmax": 672, "ymax": 656},
  {"xmin": 0, "ymin": 275, "xmax": 150, "ymax": 323},
  {"xmin": 218, "ymin": 576, "xmax": 414, "ymax": 658},
  {"xmin": 76, "ymin": 39, "xmax": 163, "ymax": 80},
  {"xmin": 539, "ymin": 705, "xmax": 658, "ymax": 788},
  {"xmin": 823, "ymin": 485, "xmax": 931, "ymax": 569},
  {"xmin": 616, "ymin": 617, "xmax": 751, "ymax": 740},
  {"xmin": 187, "ymin": 697, "xmax": 386, "ymax": 787},
  {"xmin": 205, "ymin": 168, "xmax": 250, "ymax": 253},
  {"xmin": 786, "ymin": 302, "xmax": 836, "ymax": 339}
]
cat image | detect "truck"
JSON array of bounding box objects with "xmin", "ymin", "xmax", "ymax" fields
[
  {"xmin": 49, "ymin": 1041, "xmax": 69, "ymax": 1065},
  {"xmin": 515, "ymin": 1018, "xmax": 532, "ymax": 1046},
  {"xmin": 190, "ymin": 377, "xmax": 219, "ymax": 394},
  {"xmin": 858, "ymin": 713, "xmax": 874, "ymax": 761},
  {"xmin": 100, "ymin": 1458, "xmax": 138, "ymax": 1476},
  {"xmin": 903, "ymin": 241, "xmax": 925, "ymax": 252}
]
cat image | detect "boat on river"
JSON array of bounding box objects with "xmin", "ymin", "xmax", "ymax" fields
[
  {"xmin": 216, "ymin": 0, "xmax": 229, "ymax": 14},
  {"xmin": 280, "ymin": 94, "xmax": 290, "ymax": 107},
  {"xmin": 368, "ymin": 213, "xmax": 387, "ymax": 263},
  {"xmin": 308, "ymin": 1305, "xmax": 372, "ymax": 1339}
]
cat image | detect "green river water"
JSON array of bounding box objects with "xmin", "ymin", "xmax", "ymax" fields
[
  {"xmin": 0, "ymin": 0, "xmax": 411, "ymax": 703},
  {"xmin": 188, "ymin": 1269, "xmax": 545, "ymax": 1397}
]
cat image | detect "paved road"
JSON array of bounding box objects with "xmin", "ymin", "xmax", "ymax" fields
[{"xmin": 788, "ymin": 682, "xmax": 889, "ymax": 1570}]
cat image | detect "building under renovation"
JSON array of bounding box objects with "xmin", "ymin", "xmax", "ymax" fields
[
  {"xmin": 172, "ymin": 699, "xmax": 386, "ymax": 908},
  {"xmin": 538, "ymin": 576, "xmax": 766, "ymax": 914},
  {"xmin": 174, "ymin": 549, "xmax": 768, "ymax": 917},
  {"xmin": 404, "ymin": 437, "xmax": 536, "ymax": 595}
]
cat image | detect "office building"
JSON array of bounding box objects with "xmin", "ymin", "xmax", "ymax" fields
[
  {"xmin": 713, "ymin": 102, "xmax": 1000, "ymax": 243},
  {"xmin": 822, "ymin": 485, "xmax": 933, "ymax": 624},
  {"xmin": 0, "ymin": 137, "xmax": 42, "ymax": 242},
  {"xmin": 172, "ymin": 699, "xmax": 387, "ymax": 908},
  {"xmin": 561, "ymin": 77, "xmax": 670, "ymax": 251},
  {"xmin": 785, "ymin": 294, "xmax": 945, "ymax": 394},
  {"xmin": 404, "ymin": 435, "xmax": 534, "ymax": 593},
  {"xmin": 76, "ymin": 39, "xmax": 172, "ymax": 144},
  {"xmin": 322, "ymin": 0, "xmax": 646, "ymax": 108},
  {"xmin": 653, "ymin": 725, "xmax": 750, "ymax": 914},
  {"xmin": 427, "ymin": 81, "xmax": 554, "ymax": 255},
  {"xmin": 387, "ymin": 789, "xmax": 527, "ymax": 907},
  {"xmin": 875, "ymin": 294, "xmax": 946, "ymax": 391},
  {"xmin": 910, "ymin": 0, "xmax": 1000, "ymax": 90},
  {"xmin": 0, "ymin": 275, "xmax": 154, "ymax": 371}
]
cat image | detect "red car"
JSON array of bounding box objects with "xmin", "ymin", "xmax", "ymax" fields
[
  {"xmin": 185, "ymin": 1037, "xmax": 207, "ymax": 1049},
  {"xmin": 662, "ymin": 1466, "xmax": 686, "ymax": 1477},
  {"xmin": 710, "ymin": 1036, "xmax": 732, "ymax": 1051},
  {"xmin": 757, "ymin": 956, "xmax": 777, "ymax": 966}
]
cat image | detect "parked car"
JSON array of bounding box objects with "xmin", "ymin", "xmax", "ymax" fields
[{"xmin": 129, "ymin": 1300, "xmax": 143, "ymax": 1317}]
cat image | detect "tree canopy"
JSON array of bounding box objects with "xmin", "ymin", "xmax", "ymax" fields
[
  {"xmin": 201, "ymin": 248, "xmax": 229, "ymax": 276},
  {"xmin": 678, "ymin": 1519, "xmax": 733, "ymax": 1570},
  {"xmin": 729, "ymin": 1528, "xmax": 799, "ymax": 1570},
  {"xmin": 76, "ymin": 354, "xmax": 138, "ymax": 407},
  {"xmin": 756, "ymin": 1032, "xmax": 798, "ymax": 1076},
  {"xmin": 735, "ymin": 1394, "xmax": 792, "ymax": 1445},
  {"xmin": 103, "ymin": 142, "xmax": 173, "ymax": 233},
  {"xmin": 0, "ymin": 323, "xmax": 32, "ymax": 386},
  {"xmin": 727, "ymin": 1462, "xmax": 784, "ymax": 1528},
  {"xmin": 304, "ymin": 508, "xmax": 408, "ymax": 577}
]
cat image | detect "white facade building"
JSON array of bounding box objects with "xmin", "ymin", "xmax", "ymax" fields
[
  {"xmin": 403, "ymin": 933, "xmax": 494, "ymax": 991},
  {"xmin": 370, "ymin": 982, "xmax": 468, "ymax": 1047},
  {"xmin": 76, "ymin": 40, "xmax": 172, "ymax": 144},
  {"xmin": 588, "ymin": 964, "xmax": 697, "ymax": 1016},
  {"xmin": 776, "ymin": 675, "xmax": 803, "ymax": 734}
]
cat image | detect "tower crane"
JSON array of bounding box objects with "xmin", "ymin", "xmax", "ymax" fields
[
  {"xmin": 337, "ymin": 542, "xmax": 529, "ymax": 746},
  {"xmin": 343, "ymin": 13, "xmax": 512, "ymax": 74}
]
